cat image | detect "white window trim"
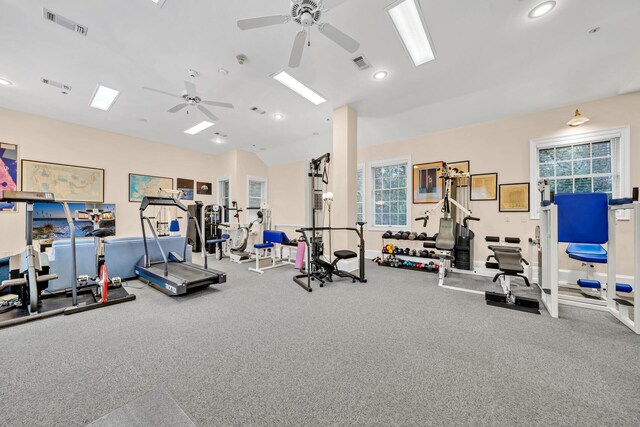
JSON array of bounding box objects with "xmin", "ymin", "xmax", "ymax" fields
[
  {"xmin": 217, "ymin": 176, "xmax": 230, "ymax": 207},
  {"xmin": 357, "ymin": 163, "xmax": 365, "ymax": 223},
  {"xmin": 529, "ymin": 126, "xmax": 631, "ymax": 220},
  {"xmin": 246, "ymin": 175, "xmax": 268, "ymax": 208},
  {"xmin": 368, "ymin": 156, "xmax": 412, "ymax": 231}
]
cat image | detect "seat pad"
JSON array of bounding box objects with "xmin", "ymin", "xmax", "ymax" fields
[
  {"xmin": 334, "ymin": 250, "xmax": 357, "ymax": 260},
  {"xmin": 566, "ymin": 243, "xmax": 607, "ymax": 263}
]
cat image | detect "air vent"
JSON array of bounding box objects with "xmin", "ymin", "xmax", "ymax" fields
[
  {"xmin": 352, "ymin": 54, "xmax": 372, "ymax": 71},
  {"xmin": 43, "ymin": 9, "xmax": 88, "ymax": 36},
  {"xmin": 41, "ymin": 78, "xmax": 72, "ymax": 92},
  {"xmin": 213, "ymin": 132, "xmax": 228, "ymax": 138},
  {"xmin": 250, "ymin": 107, "xmax": 266, "ymax": 115}
]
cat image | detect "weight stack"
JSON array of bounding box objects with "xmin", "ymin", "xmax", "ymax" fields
[{"xmin": 454, "ymin": 224, "xmax": 475, "ymax": 271}]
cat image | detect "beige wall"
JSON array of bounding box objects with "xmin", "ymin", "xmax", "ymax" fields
[
  {"xmin": 0, "ymin": 108, "xmax": 221, "ymax": 257},
  {"xmin": 268, "ymin": 159, "xmax": 307, "ymax": 236},
  {"xmin": 269, "ymin": 92, "xmax": 640, "ymax": 275}
]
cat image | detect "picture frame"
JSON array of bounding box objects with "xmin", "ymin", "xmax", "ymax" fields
[
  {"xmin": 0, "ymin": 142, "xmax": 19, "ymax": 212},
  {"xmin": 177, "ymin": 178, "xmax": 194, "ymax": 200},
  {"xmin": 470, "ymin": 173, "xmax": 498, "ymax": 201},
  {"xmin": 196, "ymin": 181, "xmax": 213, "ymax": 195},
  {"xmin": 412, "ymin": 161, "xmax": 443, "ymax": 204},
  {"xmin": 499, "ymin": 182, "xmax": 530, "ymax": 212},
  {"xmin": 21, "ymin": 159, "xmax": 104, "ymax": 203},
  {"xmin": 447, "ymin": 160, "xmax": 470, "ymax": 174},
  {"xmin": 129, "ymin": 173, "xmax": 173, "ymax": 202}
]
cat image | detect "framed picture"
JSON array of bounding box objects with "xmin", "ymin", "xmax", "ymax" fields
[
  {"xmin": 129, "ymin": 173, "xmax": 173, "ymax": 202},
  {"xmin": 0, "ymin": 142, "xmax": 18, "ymax": 212},
  {"xmin": 197, "ymin": 181, "xmax": 212, "ymax": 195},
  {"xmin": 499, "ymin": 182, "xmax": 530, "ymax": 212},
  {"xmin": 177, "ymin": 178, "xmax": 194, "ymax": 200},
  {"xmin": 447, "ymin": 160, "xmax": 470, "ymax": 174},
  {"xmin": 22, "ymin": 159, "xmax": 104, "ymax": 203},
  {"xmin": 413, "ymin": 161, "xmax": 443, "ymax": 203},
  {"xmin": 33, "ymin": 202, "xmax": 116, "ymax": 240},
  {"xmin": 470, "ymin": 173, "xmax": 498, "ymax": 201}
]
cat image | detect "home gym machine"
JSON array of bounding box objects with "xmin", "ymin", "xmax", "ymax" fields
[
  {"xmin": 136, "ymin": 196, "xmax": 227, "ymax": 296},
  {"xmin": 293, "ymin": 153, "xmax": 367, "ymax": 292},
  {"xmin": 414, "ymin": 164, "xmax": 479, "ymax": 289},
  {"xmin": 0, "ymin": 191, "xmax": 135, "ymax": 329}
]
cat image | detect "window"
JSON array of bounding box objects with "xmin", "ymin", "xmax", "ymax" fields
[
  {"xmin": 530, "ymin": 127, "xmax": 630, "ymax": 219},
  {"xmin": 218, "ymin": 178, "xmax": 230, "ymax": 222},
  {"xmin": 370, "ymin": 159, "xmax": 410, "ymax": 228},
  {"xmin": 247, "ymin": 177, "xmax": 267, "ymax": 223},
  {"xmin": 357, "ymin": 164, "xmax": 364, "ymax": 223}
]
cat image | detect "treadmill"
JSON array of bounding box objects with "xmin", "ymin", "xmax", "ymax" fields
[{"xmin": 135, "ymin": 196, "xmax": 226, "ymax": 296}]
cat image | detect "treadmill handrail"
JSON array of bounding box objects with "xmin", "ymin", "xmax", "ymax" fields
[
  {"xmin": 140, "ymin": 208, "xmax": 170, "ymax": 276},
  {"xmin": 140, "ymin": 196, "xmax": 188, "ymax": 212}
]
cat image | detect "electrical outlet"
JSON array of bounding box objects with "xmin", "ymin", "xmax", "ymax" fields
[{"xmin": 505, "ymin": 217, "xmax": 510, "ymax": 223}]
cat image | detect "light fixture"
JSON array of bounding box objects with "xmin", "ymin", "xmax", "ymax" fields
[
  {"xmin": 218, "ymin": 68, "xmax": 229, "ymax": 75},
  {"xmin": 273, "ymin": 113, "xmax": 285, "ymax": 120},
  {"xmin": 528, "ymin": 1, "xmax": 556, "ymax": 19},
  {"xmin": 0, "ymin": 77, "xmax": 14, "ymax": 86},
  {"xmin": 566, "ymin": 109, "xmax": 590, "ymax": 127},
  {"xmin": 89, "ymin": 84, "xmax": 120, "ymax": 111},
  {"xmin": 272, "ymin": 71, "xmax": 327, "ymax": 105},
  {"xmin": 373, "ymin": 71, "xmax": 388, "ymax": 80},
  {"xmin": 213, "ymin": 137, "xmax": 224, "ymax": 144},
  {"xmin": 386, "ymin": 0, "xmax": 435, "ymax": 67},
  {"xmin": 151, "ymin": 0, "xmax": 167, "ymax": 7},
  {"xmin": 184, "ymin": 121, "xmax": 214, "ymax": 135}
]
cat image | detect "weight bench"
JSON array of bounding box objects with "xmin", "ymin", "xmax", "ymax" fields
[
  {"xmin": 312, "ymin": 250, "xmax": 360, "ymax": 284},
  {"xmin": 565, "ymin": 243, "xmax": 633, "ymax": 296},
  {"xmin": 206, "ymin": 234, "xmax": 230, "ymax": 260},
  {"xmin": 248, "ymin": 230, "xmax": 294, "ymax": 274},
  {"xmin": 485, "ymin": 237, "xmax": 539, "ymax": 314}
]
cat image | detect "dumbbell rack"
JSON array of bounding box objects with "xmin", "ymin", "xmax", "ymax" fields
[{"xmin": 379, "ymin": 236, "xmax": 439, "ymax": 274}]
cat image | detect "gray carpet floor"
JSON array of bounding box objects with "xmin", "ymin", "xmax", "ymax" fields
[{"xmin": 1, "ymin": 258, "xmax": 640, "ymax": 426}]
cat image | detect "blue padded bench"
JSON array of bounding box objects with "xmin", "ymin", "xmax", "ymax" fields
[
  {"xmin": 248, "ymin": 230, "xmax": 293, "ymax": 274},
  {"xmin": 48, "ymin": 239, "xmax": 98, "ymax": 291},
  {"xmin": 566, "ymin": 243, "xmax": 607, "ymax": 263}
]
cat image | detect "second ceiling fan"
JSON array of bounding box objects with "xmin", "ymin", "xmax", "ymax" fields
[{"xmin": 237, "ymin": 0, "xmax": 360, "ymax": 68}]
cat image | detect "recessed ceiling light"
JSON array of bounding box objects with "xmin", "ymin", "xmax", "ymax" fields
[
  {"xmin": 272, "ymin": 71, "xmax": 327, "ymax": 105},
  {"xmin": 213, "ymin": 137, "xmax": 225, "ymax": 144},
  {"xmin": 273, "ymin": 113, "xmax": 285, "ymax": 120},
  {"xmin": 386, "ymin": 0, "xmax": 435, "ymax": 67},
  {"xmin": 151, "ymin": 0, "xmax": 167, "ymax": 7},
  {"xmin": 89, "ymin": 84, "xmax": 120, "ymax": 111},
  {"xmin": 528, "ymin": 1, "xmax": 556, "ymax": 19},
  {"xmin": 0, "ymin": 77, "xmax": 14, "ymax": 86},
  {"xmin": 373, "ymin": 71, "xmax": 388, "ymax": 80},
  {"xmin": 218, "ymin": 68, "xmax": 229, "ymax": 75},
  {"xmin": 184, "ymin": 121, "xmax": 214, "ymax": 135}
]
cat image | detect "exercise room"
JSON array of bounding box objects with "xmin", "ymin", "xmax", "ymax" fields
[{"xmin": 1, "ymin": 1, "xmax": 639, "ymax": 425}]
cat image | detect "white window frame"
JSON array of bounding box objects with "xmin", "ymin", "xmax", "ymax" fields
[
  {"xmin": 247, "ymin": 176, "xmax": 268, "ymax": 222},
  {"xmin": 529, "ymin": 126, "xmax": 631, "ymax": 220},
  {"xmin": 217, "ymin": 176, "xmax": 230, "ymax": 207},
  {"xmin": 357, "ymin": 163, "xmax": 365, "ymax": 223},
  {"xmin": 368, "ymin": 156, "xmax": 412, "ymax": 231}
]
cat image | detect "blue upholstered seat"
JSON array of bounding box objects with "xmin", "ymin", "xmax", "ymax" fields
[{"xmin": 566, "ymin": 243, "xmax": 607, "ymax": 263}]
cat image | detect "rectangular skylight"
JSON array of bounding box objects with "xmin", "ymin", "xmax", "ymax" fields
[
  {"xmin": 151, "ymin": 0, "xmax": 167, "ymax": 7},
  {"xmin": 89, "ymin": 84, "xmax": 120, "ymax": 111},
  {"xmin": 386, "ymin": 0, "xmax": 435, "ymax": 66},
  {"xmin": 184, "ymin": 121, "xmax": 214, "ymax": 135},
  {"xmin": 272, "ymin": 71, "xmax": 327, "ymax": 105}
]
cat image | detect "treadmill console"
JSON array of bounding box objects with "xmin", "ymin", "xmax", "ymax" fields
[{"xmin": 0, "ymin": 190, "xmax": 56, "ymax": 203}]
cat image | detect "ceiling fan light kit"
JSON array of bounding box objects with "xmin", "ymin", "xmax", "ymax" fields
[{"xmin": 237, "ymin": 0, "xmax": 361, "ymax": 68}]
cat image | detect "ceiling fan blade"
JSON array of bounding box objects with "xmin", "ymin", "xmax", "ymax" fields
[
  {"xmin": 197, "ymin": 105, "xmax": 219, "ymax": 122},
  {"xmin": 288, "ymin": 30, "xmax": 307, "ymax": 68},
  {"xmin": 201, "ymin": 100, "xmax": 234, "ymax": 109},
  {"xmin": 184, "ymin": 80, "xmax": 196, "ymax": 97},
  {"xmin": 318, "ymin": 23, "xmax": 360, "ymax": 53},
  {"xmin": 168, "ymin": 103, "xmax": 188, "ymax": 113},
  {"xmin": 321, "ymin": 0, "xmax": 349, "ymax": 11},
  {"xmin": 237, "ymin": 15, "xmax": 289, "ymax": 30},
  {"xmin": 142, "ymin": 86, "xmax": 181, "ymax": 98}
]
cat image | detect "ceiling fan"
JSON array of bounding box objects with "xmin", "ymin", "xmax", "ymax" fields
[
  {"xmin": 142, "ymin": 69, "xmax": 234, "ymax": 122},
  {"xmin": 237, "ymin": 0, "xmax": 360, "ymax": 68}
]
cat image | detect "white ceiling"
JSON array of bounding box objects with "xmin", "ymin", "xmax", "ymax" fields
[{"xmin": 1, "ymin": 0, "xmax": 639, "ymax": 166}]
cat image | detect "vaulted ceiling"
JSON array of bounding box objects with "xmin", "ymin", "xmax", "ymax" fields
[{"xmin": 1, "ymin": 0, "xmax": 639, "ymax": 165}]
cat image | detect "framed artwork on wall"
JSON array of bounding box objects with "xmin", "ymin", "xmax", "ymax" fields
[
  {"xmin": 33, "ymin": 202, "xmax": 116, "ymax": 240},
  {"xmin": 413, "ymin": 161, "xmax": 443, "ymax": 204},
  {"xmin": 22, "ymin": 159, "xmax": 104, "ymax": 203},
  {"xmin": 447, "ymin": 160, "xmax": 470, "ymax": 174},
  {"xmin": 470, "ymin": 173, "xmax": 498, "ymax": 201},
  {"xmin": 177, "ymin": 178, "xmax": 194, "ymax": 200},
  {"xmin": 197, "ymin": 181, "xmax": 212, "ymax": 195},
  {"xmin": 129, "ymin": 173, "xmax": 173, "ymax": 202},
  {"xmin": 499, "ymin": 182, "xmax": 530, "ymax": 212},
  {"xmin": 0, "ymin": 142, "xmax": 18, "ymax": 212}
]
